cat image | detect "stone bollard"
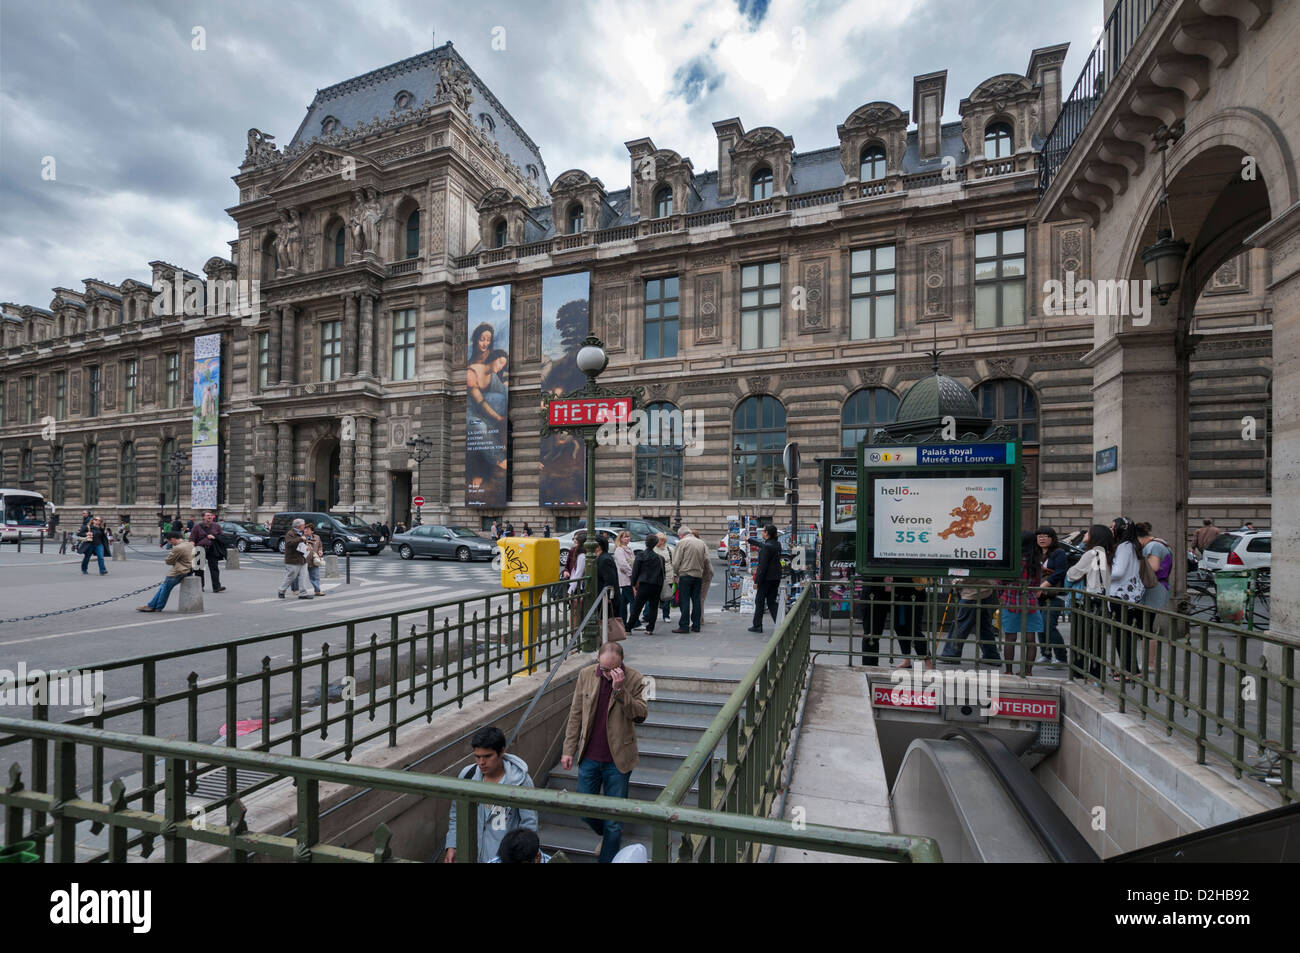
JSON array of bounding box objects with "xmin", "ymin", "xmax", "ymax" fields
[
  {"xmin": 178, "ymin": 576, "xmax": 204, "ymax": 613},
  {"xmin": 226, "ymin": 549, "xmax": 241, "ymax": 570},
  {"xmin": 324, "ymin": 554, "xmax": 340, "ymax": 578},
  {"xmin": 111, "ymin": 540, "xmax": 127, "ymax": 561}
]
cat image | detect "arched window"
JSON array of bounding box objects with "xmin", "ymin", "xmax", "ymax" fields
[
  {"xmin": 333, "ymin": 225, "xmax": 346, "ymax": 267},
  {"xmin": 493, "ymin": 219, "xmax": 508, "ymax": 248},
  {"xmin": 732, "ymin": 396, "xmax": 786, "ymax": 498},
  {"xmin": 120, "ymin": 441, "xmax": 137, "ymax": 505},
  {"xmin": 262, "ymin": 234, "xmax": 279, "ymax": 281},
  {"xmin": 479, "ymin": 113, "xmax": 495, "ymax": 133},
  {"xmin": 567, "ymin": 203, "xmax": 584, "ymax": 234},
  {"xmin": 974, "ymin": 379, "xmax": 1038, "ymax": 443},
  {"xmin": 84, "ymin": 443, "xmax": 99, "ymax": 505},
  {"xmin": 161, "ymin": 438, "xmax": 178, "ymax": 506},
  {"xmin": 859, "ymin": 145, "xmax": 886, "ymax": 181},
  {"xmin": 405, "ymin": 209, "xmax": 420, "ymax": 259},
  {"xmin": 654, "ymin": 186, "xmax": 674, "ymax": 218},
  {"xmin": 321, "ymin": 116, "xmax": 340, "ymax": 136},
  {"xmin": 636, "ymin": 402, "xmax": 684, "ymax": 500},
  {"xmin": 984, "ymin": 122, "xmax": 1013, "ymax": 160},
  {"xmin": 841, "ymin": 388, "xmax": 899, "ymax": 449},
  {"xmin": 750, "ymin": 166, "xmax": 774, "ymax": 201}
]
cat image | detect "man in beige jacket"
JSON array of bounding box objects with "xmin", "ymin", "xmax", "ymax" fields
[
  {"xmin": 136, "ymin": 530, "xmax": 194, "ymax": 612},
  {"xmin": 670, "ymin": 526, "xmax": 710, "ymax": 632},
  {"xmin": 560, "ymin": 642, "xmax": 649, "ymax": 862}
]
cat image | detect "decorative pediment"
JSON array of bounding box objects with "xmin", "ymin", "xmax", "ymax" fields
[
  {"xmin": 960, "ymin": 73, "xmax": 1040, "ymax": 156},
  {"xmin": 477, "ymin": 187, "xmax": 515, "ymax": 212},
  {"xmin": 843, "ymin": 101, "xmax": 906, "ymax": 130},
  {"xmin": 838, "ymin": 101, "xmax": 909, "ymax": 180},
  {"xmin": 550, "ymin": 169, "xmax": 593, "ymax": 194},
  {"xmin": 730, "ymin": 126, "xmax": 794, "ymax": 198},
  {"xmin": 737, "ymin": 126, "xmax": 788, "ymax": 151},
  {"xmin": 119, "ymin": 278, "xmax": 151, "ymax": 294},
  {"xmin": 967, "ymin": 73, "xmax": 1036, "ymax": 108},
  {"xmin": 268, "ymin": 147, "xmax": 375, "ymax": 191}
]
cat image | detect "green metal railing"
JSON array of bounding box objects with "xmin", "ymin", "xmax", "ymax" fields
[
  {"xmin": 0, "ymin": 580, "xmax": 582, "ymax": 860},
  {"xmin": 0, "ymin": 716, "xmax": 940, "ymax": 863},
  {"xmin": 807, "ymin": 578, "xmax": 1297, "ymax": 803},
  {"xmin": 656, "ymin": 587, "xmax": 820, "ymax": 862}
]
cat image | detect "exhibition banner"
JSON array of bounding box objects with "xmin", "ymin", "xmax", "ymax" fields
[
  {"xmin": 466, "ymin": 284, "xmax": 511, "ymax": 507},
  {"xmin": 539, "ymin": 272, "xmax": 590, "ymax": 506},
  {"xmin": 191, "ymin": 333, "xmax": 221, "ymax": 509}
]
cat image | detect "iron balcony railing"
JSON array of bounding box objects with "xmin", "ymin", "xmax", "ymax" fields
[
  {"xmin": 806, "ymin": 576, "xmax": 1296, "ymax": 804},
  {"xmin": 1039, "ymin": 0, "xmax": 1163, "ymax": 195},
  {"xmin": 0, "ymin": 579, "xmax": 582, "ymax": 861}
]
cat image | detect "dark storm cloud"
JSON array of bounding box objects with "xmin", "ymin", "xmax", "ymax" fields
[{"xmin": 0, "ymin": 0, "xmax": 1100, "ymax": 309}]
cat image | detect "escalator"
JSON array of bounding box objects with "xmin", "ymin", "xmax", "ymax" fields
[{"xmin": 892, "ymin": 727, "xmax": 1100, "ymax": 863}]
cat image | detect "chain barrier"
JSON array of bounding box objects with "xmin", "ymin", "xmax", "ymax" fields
[{"xmin": 0, "ymin": 583, "xmax": 159, "ymax": 625}]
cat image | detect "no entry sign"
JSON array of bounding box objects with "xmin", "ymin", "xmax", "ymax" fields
[{"xmin": 413, "ymin": 496, "xmax": 425, "ymax": 507}]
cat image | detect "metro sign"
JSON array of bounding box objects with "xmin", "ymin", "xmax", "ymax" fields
[{"xmin": 547, "ymin": 396, "xmax": 632, "ymax": 427}]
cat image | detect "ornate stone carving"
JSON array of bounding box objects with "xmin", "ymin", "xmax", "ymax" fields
[
  {"xmin": 244, "ymin": 128, "xmax": 279, "ymax": 165},
  {"xmin": 987, "ymin": 357, "xmax": 1015, "ymax": 378},
  {"xmin": 695, "ymin": 273, "xmax": 721, "ymax": 345},
  {"xmin": 601, "ymin": 285, "xmax": 625, "ymax": 352},
  {"xmin": 293, "ymin": 152, "xmax": 343, "ymax": 183},
  {"xmin": 523, "ymin": 297, "xmax": 541, "ymax": 361},
  {"xmin": 798, "ymin": 258, "xmax": 828, "ymax": 332},
  {"xmin": 435, "ymin": 67, "xmax": 474, "ymax": 111},
  {"xmin": 1060, "ymin": 227, "xmax": 1084, "ymax": 277},
  {"xmin": 748, "ymin": 375, "xmax": 770, "ymax": 395},
  {"xmin": 912, "ymin": 218, "xmax": 961, "ymax": 237},
  {"xmin": 860, "ymin": 367, "xmax": 884, "ymax": 387},
  {"xmin": 275, "ymin": 207, "xmax": 303, "ymax": 273},
  {"xmin": 921, "ymin": 240, "xmax": 951, "ymax": 317},
  {"xmin": 694, "ymin": 253, "xmax": 728, "ymax": 268},
  {"xmin": 427, "ymin": 190, "xmax": 446, "ymax": 256},
  {"xmin": 349, "ymin": 187, "xmax": 384, "ymax": 255},
  {"xmin": 1206, "ymin": 253, "xmax": 1247, "ymax": 294}
]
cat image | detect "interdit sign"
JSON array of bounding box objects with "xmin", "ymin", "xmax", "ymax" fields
[
  {"xmin": 871, "ymin": 686, "xmax": 1059, "ymax": 721},
  {"xmin": 547, "ymin": 397, "xmax": 632, "ymax": 427}
]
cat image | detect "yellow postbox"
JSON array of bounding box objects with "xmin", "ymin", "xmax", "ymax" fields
[{"xmin": 497, "ymin": 537, "xmax": 560, "ymax": 674}]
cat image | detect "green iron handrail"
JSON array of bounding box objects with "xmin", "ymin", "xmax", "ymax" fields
[{"xmin": 0, "ymin": 716, "xmax": 941, "ymax": 863}]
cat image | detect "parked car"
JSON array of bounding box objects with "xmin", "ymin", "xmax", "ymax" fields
[
  {"xmin": 218, "ymin": 520, "xmax": 274, "ymax": 553},
  {"xmin": 268, "ymin": 512, "xmax": 384, "ymax": 556},
  {"xmin": 391, "ymin": 524, "xmax": 496, "ymax": 562},
  {"xmin": 1199, "ymin": 530, "xmax": 1271, "ymax": 573},
  {"xmin": 556, "ymin": 525, "xmax": 666, "ymax": 567}
]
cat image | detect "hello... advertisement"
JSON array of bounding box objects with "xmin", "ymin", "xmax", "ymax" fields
[{"xmin": 872, "ymin": 476, "xmax": 1006, "ymax": 561}]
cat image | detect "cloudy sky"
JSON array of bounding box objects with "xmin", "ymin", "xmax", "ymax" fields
[{"xmin": 0, "ymin": 0, "xmax": 1100, "ymax": 309}]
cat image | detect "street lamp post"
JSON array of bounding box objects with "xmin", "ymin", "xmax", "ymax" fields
[
  {"xmin": 167, "ymin": 449, "xmax": 188, "ymax": 527},
  {"xmin": 406, "ymin": 434, "xmax": 433, "ymax": 526},
  {"xmin": 671, "ymin": 443, "xmax": 684, "ymax": 535},
  {"xmin": 574, "ymin": 341, "xmax": 609, "ymax": 654}
]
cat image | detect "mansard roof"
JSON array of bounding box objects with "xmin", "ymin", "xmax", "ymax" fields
[{"xmin": 289, "ymin": 42, "xmax": 549, "ymax": 190}]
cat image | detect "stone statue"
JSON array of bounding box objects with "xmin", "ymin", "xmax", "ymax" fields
[
  {"xmin": 349, "ymin": 188, "xmax": 384, "ymax": 255},
  {"xmin": 245, "ymin": 128, "xmax": 279, "ymax": 163},
  {"xmin": 279, "ymin": 208, "xmax": 303, "ymax": 272},
  {"xmin": 435, "ymin": 67, "xmax": 474, "ymax": 111}
]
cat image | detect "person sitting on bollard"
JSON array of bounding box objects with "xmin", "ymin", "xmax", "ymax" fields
[{"xmin": 137, "ymin": 531, "xmax": 194, "ymax": 612}]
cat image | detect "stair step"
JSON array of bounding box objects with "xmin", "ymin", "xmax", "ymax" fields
[
  {"xmin": 645, "ymin": 690, "xmax": 730, "ymax": 716},
  {"xmin": 548, "ymin": 765, "xmax": 695, "ymax": 800},
  {"xmin": 538, "ymin": 809, "xmax": 670, "ymax": 842},
  {"xmin": 536, "ymin": 818, "xmax": 679, "ymax": 862}
]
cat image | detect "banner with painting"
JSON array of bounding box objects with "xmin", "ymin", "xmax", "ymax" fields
[
  {"xmin": 466, "ymin": 284, "xmax": 511, "ymax": 507},
  {"xmin": 192, "ymin": 333, "xmax": 221, "ymax": 509},
  {"xmin": 539, "ymin": 272, "xmax": 590, "ymax": 506}
]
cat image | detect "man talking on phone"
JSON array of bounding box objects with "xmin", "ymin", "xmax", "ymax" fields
[{"xmin": 561, "ymin": 641, "xmax": 648, "ymax": 862}]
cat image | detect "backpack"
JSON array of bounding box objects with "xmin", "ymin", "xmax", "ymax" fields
[{"xmin": 1136, "ymin": 541, "xmax": 1157, "ymax": 588}]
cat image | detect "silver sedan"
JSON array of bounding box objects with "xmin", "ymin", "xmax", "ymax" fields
[{"xmin": 390, "ymin": 525, "xmax": 497, "ymax": 562}]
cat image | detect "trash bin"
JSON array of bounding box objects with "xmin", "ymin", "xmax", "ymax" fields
[{"xmin": 1214, "ymin": 570, "xmax": 1251, "ymax": 625}]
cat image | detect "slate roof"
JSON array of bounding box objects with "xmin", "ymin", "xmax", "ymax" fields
[{"xmin": 290, "ymin": 43, "xmax": 549, "ymax": 190}]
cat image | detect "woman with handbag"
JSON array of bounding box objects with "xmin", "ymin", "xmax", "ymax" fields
[
  {"xmin": 79, "ymin": 516, "xmax": 112, "ymax": 575},
  {"xmin": 302, "ymin": 523, "xmax": 326, "ymax": 597},
  {"xmin": 595, "ymin": 535, "xmax": 625, "ymax": 642}
]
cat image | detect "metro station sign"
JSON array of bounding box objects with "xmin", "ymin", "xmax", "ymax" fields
[{"xmin": 546, "ymin": 396, "xmax": 632, "ymax": 427}]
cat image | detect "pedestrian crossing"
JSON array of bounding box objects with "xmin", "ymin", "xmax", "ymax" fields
[
  {"xmin": 239, "ymin": 579, "xmax": 499, "ymax": 619},
  {"xmin": 348, "ymin": 559, "xmax": 499, "ymax": 578}
]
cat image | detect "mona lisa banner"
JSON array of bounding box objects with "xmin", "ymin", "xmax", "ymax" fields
[
  {"xmin": 539, "ymin": 272, "xmax": 590, "ymax": 506},
  {"xmin": 191, "ymin": 333, "xmax": 221, "ymax": 510},
  {"xmin": 466, "ymin": 284, "xmax": 511, "ymax": 507}
]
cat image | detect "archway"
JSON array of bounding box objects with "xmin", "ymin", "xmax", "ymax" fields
[{"xmin": 311, "ymin": 438, "xmax": 340, "ymax": 512}]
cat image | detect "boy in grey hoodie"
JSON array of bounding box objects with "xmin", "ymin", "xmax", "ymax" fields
[{"xmin": 443, "ymin": 725, "xmax": 538, "ymax": 862}]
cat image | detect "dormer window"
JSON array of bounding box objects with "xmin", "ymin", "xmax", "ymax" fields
[
  {"xmin": 394, "ymin": 90, "xmax": 414, "ymax": 110},
  {"xmin": 653, "ymin": 186, "xmax": 674, "ymax": 218},
  {"xmin": 493, "ymin": 220, "xmax": 508, "ymax": 248},
  {"xmin": 984, "ymin": 122, "xmax": 1013, "ymax": 159},
  {"xmin": 567, "ymin": 203, "xmax": 585, "ymax": 235},
  {"xmin": 860, "ymin": 146, "xmax": 886, "ymax": 181},
  {"xmin": 750, "ymin": 166, "xmax": 774, "ymax": 200},
  {"xmin": 526, "ymin": 164, "xmax": 539, "ymax": 181},
  {"xmin": 479, "ymin": 113, "xmax": 495, "ymax": 134},
  {"xmin": 321, "ymin": 115, "xmax": 340, "ymax": 136}
]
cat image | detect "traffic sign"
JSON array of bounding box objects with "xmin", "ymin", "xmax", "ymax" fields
[{"xmin": 413, "ymin": 496, "xmax": 425, "ymax": 507}]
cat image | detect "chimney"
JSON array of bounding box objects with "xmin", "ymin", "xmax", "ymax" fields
[
  {"xmin": 625, "ymin": 137, "xmax": 655, "ymax": 218},
  {"xmin": 1027, "ymin": 44, "xmax": 1070, "ymax": 138},
  {"xmin": 912, "ymin": 70, "xmax": 947, "ymax": 161},
  {"xmin": 712, "ymin": 118, "xmax": 745, "ymax": 200}
]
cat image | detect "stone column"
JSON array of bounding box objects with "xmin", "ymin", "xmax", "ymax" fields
[
  {"xmin": 266, "ymin": 307, "xmax": 281, "ymax": 386},
  {"xmin": 343, "ymin": 293, "xmax": 359, "ymax": 377},
  {"xmin": 1247, "ymin": 203, "xmax": 1300, "ymax": 655},
  {"xmin": 355, "ymin": 416, "xmax": 373, "ymax": 506},
  {"xmin": 280, "ymin": 306, "xmax": 296, "ymax": 384},
  {"xmin": 359, "ymin": 294, "xmax": 375, "ymax": 378},
  {"xmin": 339, "ymin": 420, "xmax": 355, "ymax": 507},
  {"xmin": 275, "ymin": 422, "xmax": 293, "ymax": 507}
]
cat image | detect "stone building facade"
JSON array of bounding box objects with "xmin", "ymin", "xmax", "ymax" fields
[{"xmin": 0, "ymin": 40, "xmax": 1273, "ymax": 542}]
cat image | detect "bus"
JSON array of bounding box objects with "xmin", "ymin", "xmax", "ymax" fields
[{"xmin": 0, "ymin": 488, "xmax": 49, "ymax": 541}]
